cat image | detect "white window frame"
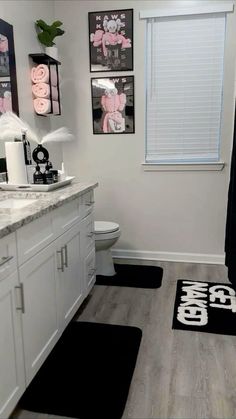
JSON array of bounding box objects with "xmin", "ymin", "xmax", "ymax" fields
[{"xmin": 140, "ymin": 3, "xmax": 234, "ymax": 171}]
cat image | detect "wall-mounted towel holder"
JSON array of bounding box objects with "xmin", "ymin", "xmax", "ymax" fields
[{"xmin": 29, "ymin": 53, "xmax": 61, "ymax": 116}]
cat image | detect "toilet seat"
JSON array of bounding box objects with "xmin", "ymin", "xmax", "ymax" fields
[{"xmin": 95, "ymin": 221, "xmax": 119, "ymax": 234}]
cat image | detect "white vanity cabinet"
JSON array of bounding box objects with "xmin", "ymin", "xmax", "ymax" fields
[
  {"xmin": 57, "ymin": 222, "xmax": 84, "ymax": 331},
  {"xmin": 0, "ymin": 270, "xmax": 25, "ymax": 419},
  {"xmin": 19, "ymin": 241, "xmax": 60, "ymax": 385},
  {"xmin": 0, "ymin": 234, "xmax": 25, "ymax": 419},
  {"xmin": 0, "ymin": 187, "xmax": 96, "ymax": 418}
]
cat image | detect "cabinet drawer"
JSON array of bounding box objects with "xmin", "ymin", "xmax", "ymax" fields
[
  {"xmin": 17, "ymin": 213, "xmax": 54, "ymax": 265},
  {"xmin": 53, "ymin": 199, "xmax": 82, "ymax": 237},
  {"xmin": 0, "ymin": 233, "xmax": 17, "ymax": 281},
  {"xmin": 82, "ymin": 190, "xmax": 94, "ymax": 218},
  {"xmin": 85, "ymin": 248, "xmax": 96, "ymax": 296},
  {"xmin": 84, "ymin": 213, "xmax": 95, "ymax": 255}
]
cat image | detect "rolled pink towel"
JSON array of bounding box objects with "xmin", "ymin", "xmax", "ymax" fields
[
  {"xmin": 31, "ymin": 64, "xmax": 49, "ymax": 83},
  {"xmin": 32, "ymin": 83, "xmax": 58, "ymax": 100},
  {"xmin": 52, "ymin": 101, "xmax": 60, "ymax": 115},
  {"xmin": 33, "ymin": 98, "xmax": 51, "ymax": 115},
  {"xmin": 31, "ymin": 64, "xmax": 58, "ymax": 86}
]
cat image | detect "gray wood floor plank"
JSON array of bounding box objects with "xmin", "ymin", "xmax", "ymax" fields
[{"xmin": 12, "ymin": 261, "xmax": 236, "ymax": 419}]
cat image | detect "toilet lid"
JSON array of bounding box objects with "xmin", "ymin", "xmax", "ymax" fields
[{"xmin": 95, "ymin": 221, "xmax": 119, "ymax": 234}]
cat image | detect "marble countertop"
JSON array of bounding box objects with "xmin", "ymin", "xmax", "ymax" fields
[{"xmin": 0, "ymin": 179, "xmax": 98, "ymax": 239}]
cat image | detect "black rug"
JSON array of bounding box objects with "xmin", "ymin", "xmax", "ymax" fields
[
  {"xmin": 172, "ymin": 279, "xmax": 236, "ymax": 335},
  {"xmin": 19, "ymin": 321, "xmax": 142, "ymax": 419},
  {"xmin": 96, "ymin": 263, "xmax": 163, "ymax": 288}
]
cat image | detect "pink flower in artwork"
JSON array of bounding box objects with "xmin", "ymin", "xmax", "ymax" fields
[{"xmin": 0, "ymin": 36, "xmax": 8, "ymax": 53}]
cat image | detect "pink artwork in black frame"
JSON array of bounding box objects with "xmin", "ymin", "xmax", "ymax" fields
[{"xmin": 89, "ymin": 9, "xmax": 133, "ymax": 72}]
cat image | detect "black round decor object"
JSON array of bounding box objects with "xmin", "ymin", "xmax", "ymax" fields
[{"xmin": 32, "ymin": 144, "xmax": 49, "ymax": 164}]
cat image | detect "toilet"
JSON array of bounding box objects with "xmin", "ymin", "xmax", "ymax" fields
[{"xmin": 94, "ymin": 221, "xmax": 121, "ymax": 276}]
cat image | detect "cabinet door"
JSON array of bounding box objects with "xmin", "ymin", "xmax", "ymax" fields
[
  {"xmin": 57, "ymin": 223, "xmax": 83, "ymax": 330},
  {"xmin": 19, "ymin": 242, "xmax": 60, "ymax": 385},
  {"xmin": 0, "ymin": 271, "xmax": 25, "ymax": 418}
]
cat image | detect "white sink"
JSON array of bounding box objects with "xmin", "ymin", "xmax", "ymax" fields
[{"xmin": 0, "ymin": 198, "xmax": 36, "ymax": 209}]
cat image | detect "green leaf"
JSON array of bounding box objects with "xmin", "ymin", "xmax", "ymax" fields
[
  {"xmin": 50, "ymin": 26, "xmax": 58, "ymax": 40},
  {"xmin": 38, "ymin": 32, "xmax": 54, "ymax": 47},
  {"xmin": 55, "ymin": 28, "xmax": 65, "ymax": 36},
  {"xmin": 52, "ymin": 20, "xmax": 63, "ymax": 27},
  {"xmin": 35, "ymin": 19, "xmax": 50, "ymax": 31}
]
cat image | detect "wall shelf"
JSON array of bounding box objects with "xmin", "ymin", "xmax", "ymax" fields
[
  {"xmin": 29, "ymin": 53, "xmax": 61, "ymax": 116},
  {"xmin": 29, "ymin": 53, "xmax": 61, "ymax": 65}
]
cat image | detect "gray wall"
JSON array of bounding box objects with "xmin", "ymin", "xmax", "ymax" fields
[
  {"xmin": 54, "ymin": 0, "xmax": 236, "ymax": 264},
  {"xmin": 2, "ymin": 0, "xmax": 235, "ymax": 263}
]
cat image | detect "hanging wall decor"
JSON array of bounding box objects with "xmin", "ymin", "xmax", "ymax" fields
[
  {"xmin": 91, "ymin": 76, "xmax": 135, "ymax": 134},
  {"xmin": 89, "ymin": 9, "xmax": 133, "ymax": 72},
  {"xmin": 29, "ymin": 53, "xmax": 61, "ymax": 116},
  {"xmin": 0, "ymin": 19, "xmax": 19, "ymax": 116}
]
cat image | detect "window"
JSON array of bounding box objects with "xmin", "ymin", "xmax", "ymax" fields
[{"xmin": 142, "ymin": 6, "xmax": 233, "ymax": 166}]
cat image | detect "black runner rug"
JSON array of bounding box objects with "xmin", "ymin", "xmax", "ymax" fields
[
  {"xmin": 96, "ymin": 263, "xmax": 163, "ymax": 288},
  {"xmin": 19, "ymin": 321, "xmax": 142, "ymax": 419}
]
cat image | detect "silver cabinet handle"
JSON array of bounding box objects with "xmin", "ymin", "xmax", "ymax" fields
[
  {"xmin": 62, "ymin": 245, "xmax": 68, "ymax": 268},
  {"xmin": 57, "ymin": 249, "xmax": 64, "ymax": 272},
  {"xmin": 85, "ymin": 201, "xmax": 95, "ymax": 206},
  {"xmin": 0, "ymin": 256, "xmax": 13, "ymax": 267},
  {"xmin": 15, "ymin": 283, "xmax": 25, "ymax": 313}
]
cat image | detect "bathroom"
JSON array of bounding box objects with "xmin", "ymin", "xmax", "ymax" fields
[{"xmin": 0, "ymin": 0, "xmax": 236, "ymax": 418}]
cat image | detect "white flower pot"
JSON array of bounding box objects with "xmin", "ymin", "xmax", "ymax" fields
[{"xmin": 45, "ymin": 46, "xmax": 58, "ymax": 61}]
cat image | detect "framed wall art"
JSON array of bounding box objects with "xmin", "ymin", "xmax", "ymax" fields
[
  {"xmin": 91, "ymin": 76, "xmax": 135, "ymax": 134},
  {"xmin": 89, "ymin": 9, "xmax": 133, "ymax": 72},
  {"xmin": 0, "ymin": 19, "xmax": 19, "ymax": 116}
]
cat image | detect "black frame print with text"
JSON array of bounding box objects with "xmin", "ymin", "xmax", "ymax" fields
[
  {"xmin": 89, "ymin": 9, "xmax": 133, "ymax": 72},
  {"xmin": 0, "ymin": 19, "xmax": 19, "ymax": 116}
]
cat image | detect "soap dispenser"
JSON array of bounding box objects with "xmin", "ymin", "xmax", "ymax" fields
[
  {"xmin": 44, "ymin": 162, "xmax": 53, "ymax": 185},
  {"xmin": 33, "ymin": 165, "xmax": 44, "ymax": 184}
]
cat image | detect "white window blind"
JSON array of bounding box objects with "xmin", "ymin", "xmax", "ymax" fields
[{"xmin": 146, "ymin": 13, "xmax": 226, "ymax": 163}]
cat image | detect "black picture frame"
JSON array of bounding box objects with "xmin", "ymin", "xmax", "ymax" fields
[
  {"xmin": 89, "ymin": 9, "xmax": 133, "ymax": 72},
  {"xmin": 91, "ymin": 76, "xmax": 135, "ymax": 134},
  {"xmin": 0, "ymin": 18, "xmax": 19, "ymax": 116}
]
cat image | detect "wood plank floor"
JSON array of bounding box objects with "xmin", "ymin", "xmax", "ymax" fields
[{"xmin": 13, "ymin": 260, "xmax": 236, "ymax": 419}]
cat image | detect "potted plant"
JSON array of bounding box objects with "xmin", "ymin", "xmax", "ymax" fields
[{"xmin": 35, "ymin": 19, "xmax": 65, "ymax": 60}]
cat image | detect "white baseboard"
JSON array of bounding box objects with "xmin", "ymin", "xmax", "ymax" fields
[{"xmin": 112, "ymin": 249, "xmax": 225, "ymax": 265}]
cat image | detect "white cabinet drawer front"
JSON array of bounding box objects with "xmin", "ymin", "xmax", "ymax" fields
[
  {"xmin": 85, "ymin": 248, "xmax": 96, "ymax": 295},
  {"xmin": 53, "ymin": 199, "xmax": 82, "ymax": 237},
  {"xmin": 17, "ymin": 213, "xmax": 54, "ymax": 265},
  {"xmin": 84, "ymin": 213, "xmax": 95, "ymax": 255},
  {"xmin": 0, "ymin": 233, "xmax": 17, "ymax": 281},
  {"xmin": 82, "ymin": 190, "xmax": 94, "ymax": 217}
]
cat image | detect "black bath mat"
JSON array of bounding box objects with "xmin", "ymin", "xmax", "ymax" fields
[
  {"xmin": 96, "ymin": 263, "xmax": 163, "ymax": 288},
  {"xmin": 19, "ymin": 321, "xmax": 142, "ymax": 419},
  {"xmin": 172, "ymin": 279, "xmax": 236, "ymax": 335}
]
